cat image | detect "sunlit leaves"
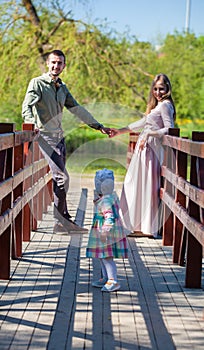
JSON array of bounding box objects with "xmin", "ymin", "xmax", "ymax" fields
[{"xmin": 0, "ymin": 0, "xmax": 204, "ymax": 131}]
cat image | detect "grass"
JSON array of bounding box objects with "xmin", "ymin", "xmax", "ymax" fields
[
  {"xmin": 177, "ymin": 118, "xmax": 204, "ymax": 138},
  {"xmin": 67, "ymin": 155, "xmax": 127, "ymax": 176}
]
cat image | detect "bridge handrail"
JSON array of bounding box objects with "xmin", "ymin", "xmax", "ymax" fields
[
  {"xmin": 0, "ymin": 123, "xmax": 53, "ymax": 280},
  {"xmin": 128, "ymin": 128, "xmax": 204, "ymax": 288}
]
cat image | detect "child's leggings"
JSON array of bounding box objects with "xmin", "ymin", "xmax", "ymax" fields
[{"xmin": 100, "ymin": 257, "xmax": 117, "ymax": 282}]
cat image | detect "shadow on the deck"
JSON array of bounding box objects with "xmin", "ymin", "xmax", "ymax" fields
[
  {"xmin": 0, "ymin": 185, "xmax": 203, "ymax": 350},
  {"xmin": 47, "ymin": 236, "xmax": 176, "ymax": 350}
]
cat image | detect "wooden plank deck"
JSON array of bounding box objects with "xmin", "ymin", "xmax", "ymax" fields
[{"xmin": 0, "ymin": 174, "xmax": 203, "ymax": 350}]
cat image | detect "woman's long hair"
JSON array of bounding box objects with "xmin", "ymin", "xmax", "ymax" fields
[{"xmin": 146, "ymin": 73, "xmax": 176, "ymax": 120}]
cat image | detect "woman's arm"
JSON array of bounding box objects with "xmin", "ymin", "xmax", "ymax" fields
[
  {"xmin": 139, "ymin": 102, "xmax": 174, "ymax": 150},
  {"xmin": 139, "ymin": 130, "xmax": 161, "ymax": 150},
  {"xmin": 110, "ymin": 127, "xmax": 130, "ymax": 137},
  {"xmin": 110, "ymin": 116, "xmax": 146, "ymax": 138}
]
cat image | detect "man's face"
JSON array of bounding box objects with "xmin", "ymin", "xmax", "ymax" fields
[{"xmin": 47, "ymin": 54, "xmax": 66, "ymax": 77}]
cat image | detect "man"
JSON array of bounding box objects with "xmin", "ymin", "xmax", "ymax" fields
[{"xmin": 22, "ymin": 49, "xmax": 110, "ymax": 234}]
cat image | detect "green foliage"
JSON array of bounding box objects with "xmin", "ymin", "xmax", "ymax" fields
[
  {"xmin": 0, "ymin": 0, "xmax": 203, "ymax": 138},
  {"xmin": 64, "ymin": 124, "xmax": 105, "ymax": 154},
  {"xmin": 67, "ymin": 157, "xmax": 127, "ymax": 176},
  {"xmin": 157, "ymin": 33, "xmax": 204, "ymax": 121}
]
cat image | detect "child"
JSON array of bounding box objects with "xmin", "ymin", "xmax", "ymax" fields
[{"xmin": 86, "ymin": 168, "xmax": 128, "ymax": 292}]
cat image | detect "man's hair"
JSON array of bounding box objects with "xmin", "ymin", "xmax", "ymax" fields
[{"xmin": 47, "ymin": 50, "xmax": 66, "ymax": 64}]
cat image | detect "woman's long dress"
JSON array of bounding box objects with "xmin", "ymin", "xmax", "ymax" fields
[{"xmin": 120, "ymin": 100, "xmax": 174, "ymax": 238}]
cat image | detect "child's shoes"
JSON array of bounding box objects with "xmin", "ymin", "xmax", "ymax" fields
[
  {"xmin": 101, "ymin": 279, "xmax": 120, "ymax": 292},
  {"xmin": 92, "ymin": 278, "xmax": 107, "ymax": 288}
]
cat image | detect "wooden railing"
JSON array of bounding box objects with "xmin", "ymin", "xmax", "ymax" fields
[
  {"xmin": 0, "ymin": 123, "xmax": 53, "ymax": 280},
  {"xmin": 128, "ymin": 129, "xmax": 204, "ymax": 288},
  {"xmin": 1, "ymin": 123, "xmax": 203, "ymax": 287}
]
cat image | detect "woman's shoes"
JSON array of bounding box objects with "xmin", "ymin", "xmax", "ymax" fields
[{"xmin": 127, "ymin": 231, "xmax": 155, "ymax": 238}]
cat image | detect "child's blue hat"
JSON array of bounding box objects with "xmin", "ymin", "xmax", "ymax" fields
[{"xmin": 95, "ymin": 168, "xmax": 114, "ymax": 195}]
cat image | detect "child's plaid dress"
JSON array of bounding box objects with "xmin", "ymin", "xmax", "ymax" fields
[{"xmin": 86, "ymin": 193, "xmax": 128, "ymax": 259}]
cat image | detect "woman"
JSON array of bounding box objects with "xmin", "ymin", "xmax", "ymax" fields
[{"xmin": 110, "ymin": 73, "xmax": 176, "ymax": 238}]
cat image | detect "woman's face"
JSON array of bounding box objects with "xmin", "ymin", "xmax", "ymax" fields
[{"xmin": 152, "ymin": 80, "xmax": 168, "ymax": 102}]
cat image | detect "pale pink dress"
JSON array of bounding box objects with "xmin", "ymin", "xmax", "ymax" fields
[{"xmin": 120, "ymin": 100, "xmax": 174, "ymax": 237}]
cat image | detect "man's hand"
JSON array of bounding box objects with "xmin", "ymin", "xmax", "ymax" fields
[
  {"xmin": 100, "ymin": 126, "xmax": 112, "ymax": 136},
  {"xmin": 34, "ymin": 128, "xmax": 40, "ymax": 140},
  {"xmin": 100, "ymin": 127, "xmax": 122, "ymax": 137}
]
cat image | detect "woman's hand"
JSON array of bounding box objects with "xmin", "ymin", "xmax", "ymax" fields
[
  {"xmin": 109, "ymin": 128, "xmax": 120, "ymax": 138},
  {"xmin": 139, "ymin": 133, "xmax": 149, "ymax": 150}
]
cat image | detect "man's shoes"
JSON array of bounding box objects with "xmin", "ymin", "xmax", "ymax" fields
[{"xmin": 63, "ymin": 212, "xmax": 72, "ymax": 220}]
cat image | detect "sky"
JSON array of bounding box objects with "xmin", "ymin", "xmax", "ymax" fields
[{"xmin": 68, "ymin": 0, "xmax": 204, "ymax": 43}]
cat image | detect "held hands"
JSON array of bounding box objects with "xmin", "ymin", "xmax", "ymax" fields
[
  {"xmin": 100, "ymin": 127, "xmax": 112, "ymax": 136},
  {"xmin": 100, "ymin": 125, "xmax": 150, "ymax": 148},
  {"xmin": 108, "ymin": 127, "xmax": 129, "ymax": 138},
  {"xmin": 109, "ymin": 128, "xmax": 120, "ymax": 138},
  {"xmin": 100, "ymin": 126, "xmax": 149, "ymax": 148},
  {"xmin": 100, "ymin": 127, "xmax": 120, "ymax": 138}
]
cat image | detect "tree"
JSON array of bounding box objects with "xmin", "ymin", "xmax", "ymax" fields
[
  {"xmin": 158, "ymin": 33, "xmax": 204, "ymax": 121},
  {"xmin": 0, "ymin": 0, "xmax": 203, "ymax": 136},
  {"xmin": 0, "ymin": 0, "xmax": 156, "ymax": 129}
]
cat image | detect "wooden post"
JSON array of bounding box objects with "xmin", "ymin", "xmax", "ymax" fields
[
  {"xmin": 0, "ymin": 123, "xmax": 15, "ymax": 279},
  {"xmin": 127, "ymin": 132, "xmax": 139, "ymax": 168},
  {"xmin": 22, "ymin": 123, "xmax": 35, "ymax": 241},
  {"xmin": 43, "ymin": 165, "xmax": 49, "ymax": 212},
  {"xmin": 12, "ymin": 134, "xmax": 25, "ymax": 258},
  {"xmin": 32, "ymin": 140, "xmax": 39, "ymax": 230},
  {"xmin": 42, "ymin": 163, "xmax": 52, "ymax": 212},
  {"xmin": 47, "ymin": 172, "xmax": 53, "ymax": 206},
  {"xmin": 173, "ymin": 138, "xmax": 188, "ymax": 263},
  {"xmin": 162, "ymin": 128, "xmax": 180, "ymax": 246},
  {"xmin": 185, "ymin": 131, "xmax": 204, "ymax": 288},
  {"xmin": 38, "ymin": 148, "xmax": 44, "ymax": 220}
]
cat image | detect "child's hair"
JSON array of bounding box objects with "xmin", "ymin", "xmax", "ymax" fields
[{"xmin": 95, "ymin": 168, "xmax": 114, "ymax": 195}]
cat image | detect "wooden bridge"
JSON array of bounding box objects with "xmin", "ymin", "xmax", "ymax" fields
[{"xmin": 0, "ymin": 123, "xmax": 203, "ymax": 349}]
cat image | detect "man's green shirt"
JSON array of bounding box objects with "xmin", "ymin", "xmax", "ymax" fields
[{"xmin": 22, "ymin": 72, "xmax": 102, "ymax": 134}]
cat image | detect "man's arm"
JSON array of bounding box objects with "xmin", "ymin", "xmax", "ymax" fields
[
  {"xmin": 64, "ymin": 89, "xmax": 110, "ymax": 135},
  {"xmin": 22, "ymin": 78, "xmax": 41, "ymax": 126}
]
